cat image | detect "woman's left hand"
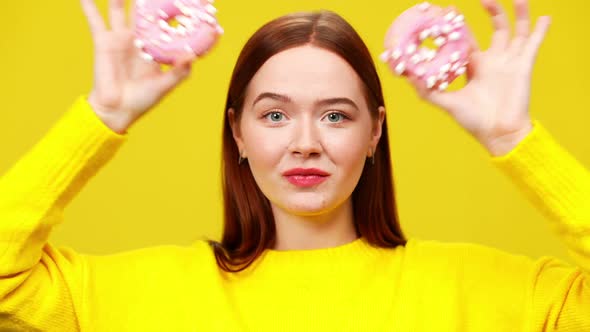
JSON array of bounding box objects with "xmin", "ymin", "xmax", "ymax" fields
[{"xmin": 408, "ymin": 0, "xmax": 551, "ymax": 156}]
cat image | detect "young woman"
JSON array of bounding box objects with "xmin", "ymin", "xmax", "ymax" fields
[{"xmin": 0, "ymin": 0, "xmax": 587, "ymax": 330}]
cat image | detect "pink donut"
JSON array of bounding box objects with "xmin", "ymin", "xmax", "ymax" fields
[
  {"xmin": 380, "ymin": 2, "xmax": 475, "ymax": 91},
  {"xmin": 134, "ymin": 0, "xmax": 224, "ymax": 65}
]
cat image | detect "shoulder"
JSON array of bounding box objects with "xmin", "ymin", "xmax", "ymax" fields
[
  {"xmin": 405, "ymin": 237, "xmax": 531, "ymax": 261},
  {"xmin": 403, "ymin": 237, "xmax": 536, "ymax": 284},
  {"xmin": 403, "ymin": 237, "xmax": 582, "ymax": 289},
  {"xmin": 84, "ymin": 240, "xmax": 218, "ymax": 278}
]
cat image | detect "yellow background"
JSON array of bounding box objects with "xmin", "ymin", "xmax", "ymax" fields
[{"xmin": 0, "ymin": 0, "xmax": 587, "ymax": 266}]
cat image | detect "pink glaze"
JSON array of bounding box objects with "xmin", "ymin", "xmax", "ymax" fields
[
  {"xmin": 380, "ymin": 2, "xmax": 476, "ymax": 90},
  {"xmin": 134, "ymin": 0, "xmax": 223, "ymax": 65}
]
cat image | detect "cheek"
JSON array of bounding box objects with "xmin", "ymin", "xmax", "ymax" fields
[
  {"xmin": 324, "ymin": 130, "xmax": 369, "ymax": 169},
  {"xmin": 243, "ymin": 126, "xmax": 286, "ymax": 168},
  {"xmin": 241, "ymin": 126, "xmax": 290, "ymax": 202}
]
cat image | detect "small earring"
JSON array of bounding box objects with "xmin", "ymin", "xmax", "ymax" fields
[
  {"xmin": 369, "ymin": 149, "xmax": 375, "ymax": 165},
  {"xmin": 238, "ymin": 152, "xmax": 246, "ymax": 165}
]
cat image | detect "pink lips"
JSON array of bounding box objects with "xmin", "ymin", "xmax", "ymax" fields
[{"xmin": 282, "ymin": 168, "xmax": 330, "ymax": 187}]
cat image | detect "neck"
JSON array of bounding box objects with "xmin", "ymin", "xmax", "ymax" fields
[{"xmin": 271, "ymin": 198, "xmax": 358, "ymax": 251}]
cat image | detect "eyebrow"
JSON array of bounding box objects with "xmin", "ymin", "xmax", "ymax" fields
[{"xmin": 251, "ymin": 92, "xmax": 359, "ymax": 111}]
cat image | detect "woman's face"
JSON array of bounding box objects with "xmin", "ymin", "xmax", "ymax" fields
[{"xmin": 229, "ymin": 45, "xmax": 385, "ymax": 216}]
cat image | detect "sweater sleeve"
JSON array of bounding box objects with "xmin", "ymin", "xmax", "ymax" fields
[
  {"xmin": 490, "ymin": 119, "xmax": 590, "ymax": 330},
  {"xmin": 0, "ymin": 96, "xmax": 127, "ymax": 331}
]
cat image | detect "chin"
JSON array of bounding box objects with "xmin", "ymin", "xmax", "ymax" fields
[{"xmin": 280, "ymin": 194, "xmax": 336, "ymax": 216}]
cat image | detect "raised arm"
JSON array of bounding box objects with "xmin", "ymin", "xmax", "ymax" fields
[
  {"xmin": 0, "ymin": 96, "xmax": 126, "ymax": 331},
  {"xmin": 382, "ymin": 0, "xmax": 588, "ymax": 328},
  {"xmin": 0, "ymin": 0, "xmax": 213, "ymax": 329},
  {"xmin": 490, "ymin": 119, "xmax": 590, "ymax": 330}
]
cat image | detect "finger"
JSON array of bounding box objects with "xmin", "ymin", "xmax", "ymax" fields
[
  {"xmin": 426, "ymin": 90, "xmax": 460, "ymax": 113},
  {"xmin": 129, "ymin": 0, "xmax": 137, "ymax": 27},
  {"xmin": 507, "ymin": 0, "xmax": 530, "ymax": 54},
  {"xmin": 522, "ymin": 16, "xmax": 551, "ymax": 61},
  {"xmin": 481, "ymin": 0, "xmax": 511, "ymax": 51},
  {"xmin": 514, "ymin": 0, "xmax": 530, "ymax": 38},
  {"xmin": 407, "ymin": 74, "xmax": 427, "ymax": 98},
  {"xmin": 109, "ymin": 0, "xmax": 127, "ymax": 30},
  {"xmin": 80, "ymin": 0, "xmax": 107, "ymax": 34},
  {"xmin": 154, "ymin": 61, "xmax": 193, "ymax": 93},
  {"xmin": 176, "ymin": 53, "xmax": 198, "ymax": 67},
  {"xmin": 133, "ymin": 51, "xmax": 163, "ymax": 77}
]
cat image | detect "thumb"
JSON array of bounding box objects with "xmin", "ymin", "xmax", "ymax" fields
[
  {"xmin": 407, "ymin": 74, "xmax": 458, "ymax": 111},
  {"xmin": 154, "ymin": 56, "xmax": 194, "ymax": 93},
  {"xmin": 425, "ymin": 89, "xmax": 460, "ymax": 112}
]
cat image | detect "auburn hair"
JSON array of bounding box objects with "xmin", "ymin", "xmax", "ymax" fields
[{"xmin": 205, "ymin": 10, "xmax": 407, "ymax": 272}]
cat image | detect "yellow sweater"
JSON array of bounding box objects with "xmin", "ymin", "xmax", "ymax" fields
[{"xmin": 0, "ymin": 96, "xmax": 589, "ymax": 332}]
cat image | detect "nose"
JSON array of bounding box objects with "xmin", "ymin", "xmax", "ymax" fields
[{"xmin": 288, "ymin": 116, "xmax": 322, "ymax": 158}]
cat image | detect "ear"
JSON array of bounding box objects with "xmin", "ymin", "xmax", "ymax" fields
[
  {"xmin": 228, "ymin": 108, "xmax": 246, "ymax": 155},
  {"xmin": 369, "ymin": 106, "xmax": 386, "ymax": 153}
]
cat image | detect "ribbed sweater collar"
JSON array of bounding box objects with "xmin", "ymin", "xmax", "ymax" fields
[
  {"xmin": 263, "ymin": 236, "xmax": 374, "ymax": 260},
  {"xmin": 229, "ymin": 237, "xmax": 391, "ymax": 278}
]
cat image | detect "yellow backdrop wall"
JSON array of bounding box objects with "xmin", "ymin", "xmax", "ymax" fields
[{"xmin": 0, "ymin": 0, "xmax": 587, "ymax": 266}]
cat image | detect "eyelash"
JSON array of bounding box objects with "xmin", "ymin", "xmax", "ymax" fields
[{"xmin": 262, "ymin": 110, "xmax": 350, "ymax": 123}]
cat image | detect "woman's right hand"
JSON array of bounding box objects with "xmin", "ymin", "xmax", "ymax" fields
[{"xmin": 80, "ymin": 0, "xmax": 195, "ymax": 134}]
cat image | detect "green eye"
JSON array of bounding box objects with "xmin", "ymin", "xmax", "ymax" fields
[
  {"xmin": 266, "ymin": 112, "xmax": 284, "ymax": 122},
  {"xmin": 326, "ymin": 113, "xmax": 344, "ymax": 123}
]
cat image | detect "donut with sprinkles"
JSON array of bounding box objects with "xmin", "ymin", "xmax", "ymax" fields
[
  {"xmin": 134, "ymin": 0, "xmax": 223, "ymax": 65},
  {"xmin": 380, "ymin": 2, "xmax": 476, "ymax": 91}
]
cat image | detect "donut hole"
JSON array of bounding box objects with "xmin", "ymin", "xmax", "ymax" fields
[
  {"xmin": 419, "ymin": 37, "xmax": 439, "ymax": 52},
  {"xmin": 419, "ymin": 37, "xmax": 467, "ymax": 92},
  {"xmin": 167, "ymin": 17, "xmax": 181, "ymax": 28}
]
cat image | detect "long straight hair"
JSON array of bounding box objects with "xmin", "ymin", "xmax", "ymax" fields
[{"xmin": 206, "ymin": 10, "xmax": 407, "ymax": 272}]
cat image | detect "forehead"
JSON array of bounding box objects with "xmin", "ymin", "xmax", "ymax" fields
[{"xmin": 245, "ymin": 45, "xmax": 366, "ymax": 106}]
